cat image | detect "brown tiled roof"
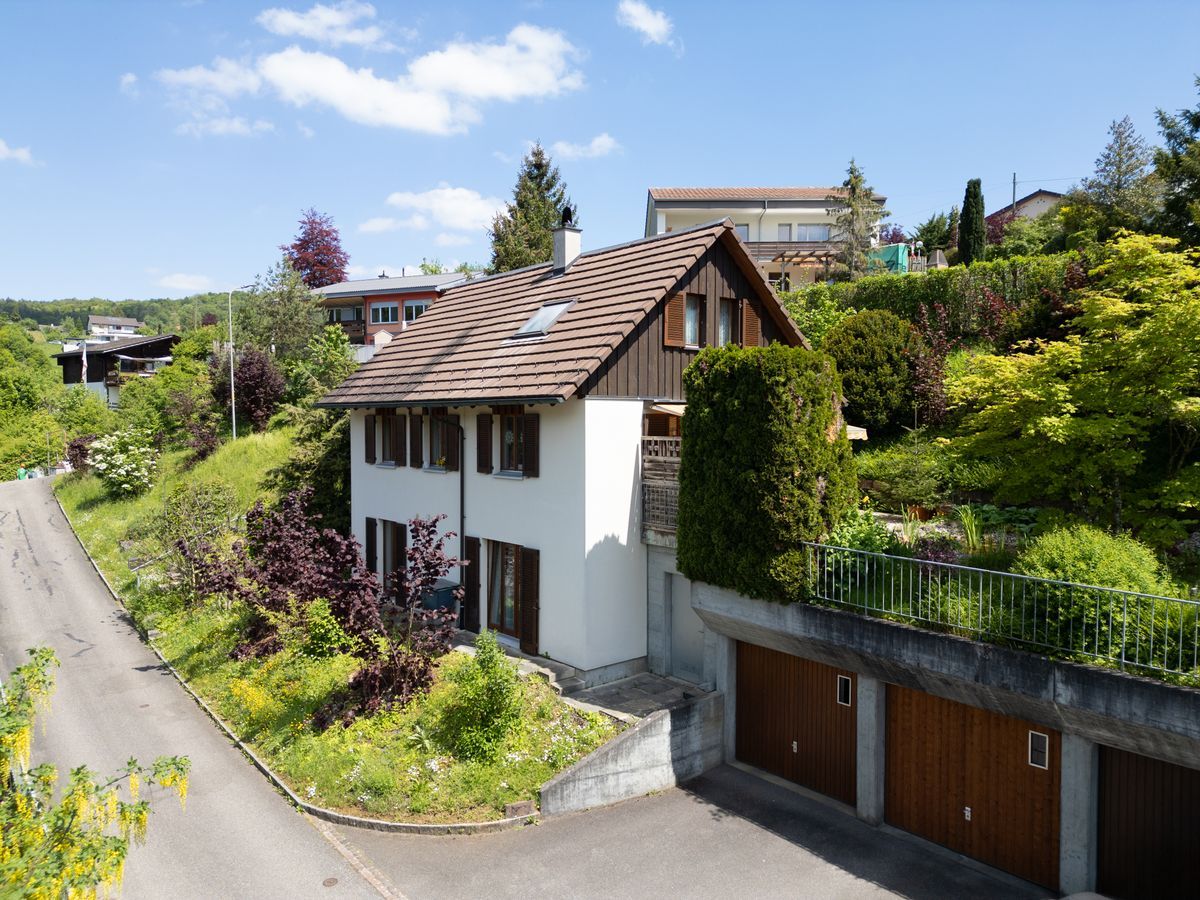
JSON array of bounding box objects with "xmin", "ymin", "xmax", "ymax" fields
[
  {"xmin": 318, "ymin": 220, "xmax": 804, "ymax": 408},
  {"xmin": 650, "ymin": 187, "xmax": 845, "ymax": 201}
]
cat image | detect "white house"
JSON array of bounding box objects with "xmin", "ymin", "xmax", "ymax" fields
[
  {"xmin": 645, "ymin": 186, "xmax": 888, "ymax": 285},
  {"xmin": 319, "ymin": 219, "xmax": 806, "ymax": 685},
  {"xmin": 87, "ymin": 315, "xmax": 145, "ymax": 342}
]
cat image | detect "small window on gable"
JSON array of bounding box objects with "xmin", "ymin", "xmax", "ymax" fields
[
  {"xmin": 1028, "ymin": 731, "xmax": 1049, "ymax": 769},
  {"xmin": 684, "ymin": 295, "xmax": 701, "ymax": 347},
  {"xmin": 514, "ymin": 299, "xmax": 575, "ymax": 338},
  {"xmin": 836, "ymin": 675, "xmax": 852, "ymax": 707}
]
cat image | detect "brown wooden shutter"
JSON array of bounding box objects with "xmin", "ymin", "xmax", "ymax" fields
[
  {"xmin": 409, "ymin": 415, "xmax": 423, "ymax": 468},
  {"xmin": 522, "ymin": 413, "xmax": 540, "ymax": 477},
  {"xmin": 364, "ymin": 414, "xmax": 376, "ymax": 464},
  {"xmin": 394, "ymin": 415, "xmax": 407, "ymax": 466},
  {"xmin": 518, "ymin": 546, "xmax": 539, "ymax": 655},
  {"xmin": 476, "ymin": 413, "xmax": 493, "ymax": 473},
  {"xmin": 463, "ymin": 536, "xmax": 481, "ymax": 632},
  {"xmin": 364, "ymin": 517, "xmax": 377, "ymax": 574},
  {"xmin": 445, "ymin": 415, "xmax": 460, "ymax": 472},
  {"xmin": 663, "ymin": 293, "xmax": 686, "ymax": 348},
  {"xmin": 742, "ymin": 300, "xmax": 762, "ymax": 347}
]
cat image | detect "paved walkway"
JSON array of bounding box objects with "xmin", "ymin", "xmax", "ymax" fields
[
  {"xmin": 569, "ymin": 672, "xmax": 701, "ymax": 718},
  {"xmin": 0, "ymin": 479, "xmax": 380, "ymax": 899},
  {"xmin": 337, "ymin": 765, "xmax": 1052, "ymax": 900}
]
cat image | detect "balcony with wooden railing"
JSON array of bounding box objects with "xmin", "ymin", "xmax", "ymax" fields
[{"xmin": 642, "ymin": 436, "xmax": 681, "ymax": 540}]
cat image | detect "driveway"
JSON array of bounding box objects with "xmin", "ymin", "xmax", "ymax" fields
[
  {"xmin": 0, "ymin": 479, "xmax": 379, "ymax": 899},
  {"xmin": 338, "ymin": 764, "xmax": 1052, "ymax": 900}
]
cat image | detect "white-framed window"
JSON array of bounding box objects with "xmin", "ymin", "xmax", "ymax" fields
[
  {"xmin": 1028, "ymin": 731, "xmax": 1049, "ymax": 769},
  {"xmin": 684, "ymin": 295, "xmax": 701, "ymax": 347},
  {"xmin": 734, "ymin": 223, "xmax": 750, "ymax": 241},
  {"xmin": 404, "ymin": 299, "xmax": 430, "ymax": 323},
  {"xmin": 371, "ymin": 301, "xmax": 399, "ymax": 324},
  {"xmin": 836, "ymin": 675, "xmax": 852, "ymax": 707},
  {"xmin": 777, "ymin": 223, "xmax": 793, "ymax": 242},
  {"xmin": 797, "ymin": 224, "xmax": 831, "ymax": 242}
]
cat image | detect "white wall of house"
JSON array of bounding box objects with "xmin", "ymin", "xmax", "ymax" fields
[
  {"xmin": 582, "ymin": 398, "xmax": 648, "ymax": 671},
  {"xmin": 655, "ymin": 207, "xmax": 838, "ymax": 241},
  {"xmin": 1015, "ymin": 194, "xmax": 1060, "ymax": 220},
  {"xmin": 348, "ymin": 396, "xmax": 649, "ymax": 674}
]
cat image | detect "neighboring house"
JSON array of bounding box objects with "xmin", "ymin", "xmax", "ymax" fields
[
  {"xmin": 313, "ymin": 273, "xmax": 467, "ymax": 360},
  {"xmin": 87, "ymin": 314, "xmax": 145, "ymax": 342},
  {"xmin": 986, "ymin": 188, "xmax": 1064, "ymax": 227},
  {"xmin": 319, "ymin": 218, "xmax": 805, "ymax": 684},
  {"xmin": 644, "ymin": 186, "xmax": 888, "ymax": 285},
  {"xmin": 54, "ymin": 333, "xmax": 178, "ymax": 408}
]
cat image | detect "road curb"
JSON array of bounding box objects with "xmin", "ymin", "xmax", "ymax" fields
[{"xmin": 51, "ymin": 485, "xmax": 539, "ymax": 838}]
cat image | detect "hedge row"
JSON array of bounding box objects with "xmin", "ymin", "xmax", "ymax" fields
[{"xmin": 784, "ymin": 252, "xmax": 1075, "ymax": 340}]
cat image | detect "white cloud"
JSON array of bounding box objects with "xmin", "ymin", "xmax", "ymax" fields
[
  {"xmin": 616, "ymin": 0, "xmax": 673, "ymax": 44},
  {"xmin": 435, "ymin": 232, "xmax": 471, "ymax": 247},
  {"xmin": 357, "ymin": 214, "xmax": 428, "ymax": 233},
  {"xmin": 551, "ymin": 132, "xmax": 621, "ymax": 160},
  {"xmin": 296, "ymin": 121, "xmax": 315, "ymax": 138},
  {"xmin": 259, "ymin": 46, "xmax": 463, "ymax": 134},
  {"xmin": 0, "ymin": 138, "xmax": 35, "ymax": 165},
  {"xmin": 175, "ymin": 117, "xmax": 274, "ymax": 137},
  {"xmin": 256, "ymin": 1, "xmax": 395, "ymax": 50},
  {"xmin": 158, "ymin": 273, "xmax": 213, "ymax": 292},
  {"xmin": 119, "ymin": 72, "xmax": 139, "ymax": 97},
  {"xmin": 157, "ymin": 57, "xmax": 261, "ymax": 97},
  {"xmin": 385, "ymin": 184, "xmax": 503, "ymax": 231},
  {"xmin": 407, "ymin": 24, "xmax": 583, "ymax": 102}
]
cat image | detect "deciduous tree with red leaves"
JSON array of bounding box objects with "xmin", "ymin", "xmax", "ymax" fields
[{"xmin": 281, "ymin": 208, "xmax": 350, "ymax": 288}]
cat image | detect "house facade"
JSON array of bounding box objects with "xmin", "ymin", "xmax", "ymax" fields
[
  {"xmin": 54, "ymin": 333, "xmax": 178, "ymax": 407},
  {"xmin": 87, "ymin": 314, "xmax": 145, "ymax": 342},
  {"xmin": 644, "ymin": 186, "xmax": 887, "ymax": 285},
  {"xmin": 313, "ymin": 272, "xmax": 466, "ymax": 354},
  {"xmin": 319, "ymin": 219, "xmax": 804, "ymax": 682},
  {"xmin": 986, "ymin": 188, "xmax": 1064, "ymax": 227}
]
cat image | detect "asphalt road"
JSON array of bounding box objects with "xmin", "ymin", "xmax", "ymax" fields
[{"xmin": 0, "ymin": 479, "xmax": 380, "ymax": 900}]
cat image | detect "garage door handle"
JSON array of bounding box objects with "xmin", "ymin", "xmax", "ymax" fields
[{"xmin": 792, "ymin": 741, "xmax": 798, "ymax": 753}]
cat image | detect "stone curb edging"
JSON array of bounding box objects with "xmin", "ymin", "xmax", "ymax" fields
[{"xmin": 51, "ymin": 487, "xmax": 539, "ymax": 837}]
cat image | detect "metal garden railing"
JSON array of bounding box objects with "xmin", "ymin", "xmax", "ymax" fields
[
  {"xmin": 642, "ymin": 481, "xmax": 679, "ymax": 533},
  {"xmin": 802, "ymin": 542, "xmax": 1200, "ymax": 681}
]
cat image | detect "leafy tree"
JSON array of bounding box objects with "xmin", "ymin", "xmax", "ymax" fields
[
  {"xmin": 821, "ymin": 310, "xmax": 920, "ymax": 434},
  {"xmin": 54, "ymin": 384, "xmax": 113, "ymax": 438},
  {"xmin": 948, "ymin": 234, "xmax": 1200, "ymax": 542},
  {"xmin": 989, "ymin": 211, "xmax": 1066, "ymax": 260},
  {"xmin": 284, "ymin": 325, "xmax": 357, "ymax": 405},
  {"xmin": 212, "ymin": 346, "xmax": 285, "ymax": 433},
  {"xmin": 958, "ymin": 178, "xmax": 986, "ymax": 265},
  {"xmin": 1083, "ymin": 116, "xmax": 1159, "ymax": 234},
  {"xmin": 911, "ymin": 212, "xmax": 950, "ymax": 250},
  {"xmin": 826, "ymin": 159, "xmax": 889, "ymax": 280},
  {"xmin": 877, "ymin": 223, "xmax": 906, "ymax": 244},
  {"xmin": 281, "ymin": 208, "xmax": 350, "ymax": 288},
  {"xmin": 267, "ymin": 407, "xmax": 351, "ymax": 533},
  {"xmin": 418, "ymin": 258, "xmax": 446, "ymax": 275},
  {"xmin": 946, "ymin": 204, "xmax": 961, "ymax": 249},
  {"xmin": 778, "ymin": 285, "xmax": 856, "ymax": 349},
  {"xmin": 489, "ymin": 142, "xmax": 577, "ymax": 274},
  {"xmin": 0, "ymin": 410, "xmax": 63, "ymax": 480},
  {"xmin": 0, "ymin": 647, "xmax": 190, "ymax": 899},
  {"xmin": 237, "ymin": 258, "xmax": 324, "ymax": 363},
  {"xmin": 1153, "ymin": 77, "xmax": 1200, "ymax": 246}
]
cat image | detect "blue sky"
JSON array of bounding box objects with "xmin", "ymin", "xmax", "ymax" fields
[{"xmin": 2, "ymin": 0, "xmax": 1198, "ymax": 301}]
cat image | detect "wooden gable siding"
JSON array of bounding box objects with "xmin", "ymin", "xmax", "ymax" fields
[{"xmin": 579, "ymin": 240, "xmax": 794, "ymax": 401}]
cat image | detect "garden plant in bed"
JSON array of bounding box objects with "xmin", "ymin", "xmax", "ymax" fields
[{"xmin": 58, "ymin": 441, "xmax": 616, "ymax": 824}]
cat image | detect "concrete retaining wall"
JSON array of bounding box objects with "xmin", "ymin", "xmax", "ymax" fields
[
  {"xmin": 540, "ymin": 692, "xmax": 724, "ymax": 815},
  {"xmin": 692, "ymin": 582, "xmax": 1200, "ymax": 770}
]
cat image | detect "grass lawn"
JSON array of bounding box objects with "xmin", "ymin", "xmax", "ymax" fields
[{"xmin": 56, "ymin": 429, "xmax": 619, "ymax": 822}]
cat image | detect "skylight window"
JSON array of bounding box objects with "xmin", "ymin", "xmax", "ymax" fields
[{"xmin": 514, "ymin": 298, "xmax": 575, "ymax": 338}]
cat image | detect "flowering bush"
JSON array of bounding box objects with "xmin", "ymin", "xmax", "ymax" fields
[{"xmin": 89, "ymin": 430, "xmax": 157, "ymax": 497}]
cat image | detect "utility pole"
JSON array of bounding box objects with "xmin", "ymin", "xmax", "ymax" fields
[{"xmin": 1011, "ymin": 173, "xmax": 1017, "ymax": 220}]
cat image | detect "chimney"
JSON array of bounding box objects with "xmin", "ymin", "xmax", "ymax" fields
[{"xmin": 552, "ymin": 208, "xmax": 581, "ymax": 272}]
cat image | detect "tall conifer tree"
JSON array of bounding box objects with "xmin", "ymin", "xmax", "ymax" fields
[
  {"xmin": 959, "ymin": 179, "xmax": 986, "ymax": 265},
  {"xmin": 488, "ymin": 143, "xmax": 577, "ymax": 273}
]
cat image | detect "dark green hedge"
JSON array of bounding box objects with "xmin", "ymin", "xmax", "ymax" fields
[
  {"xmin": 677, "ymin": 345, "xmax": 856, "ymax": 603},
  {"xmin": 782, "ymin": 252, "xmax": 1075, "ymax": 341}
]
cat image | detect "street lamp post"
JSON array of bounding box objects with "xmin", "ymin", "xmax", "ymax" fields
[{"xmin": 228, "ymin": 283, "xmax": 254, "ymax": 439}]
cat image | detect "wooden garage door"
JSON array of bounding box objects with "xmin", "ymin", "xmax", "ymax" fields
[
  {"xmin": 735, "ymin": 642, "xmax": 856, "ymax": 806},
  {"xmin": 885, "ymin": 685, "xmax": 1060, "ymax": 889},
  {"xmin": 1098, "ymin": 746, "xmax": 1200, "ymax": 900}
]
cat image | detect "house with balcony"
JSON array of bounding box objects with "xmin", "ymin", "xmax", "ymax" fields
[
  {"xmin": 318, "ymin": 217, "xmax": 805, "ymax": 685},
  {"xmin": 313, "ymin": 272, "xmax": 467, "ymax": 358},
  {"xmin": 54, "ymin": 333, "xmax": 178, "ymax": 407},
  {"xmin": 644, "ymin": 186, "xmax": 888, "ymax": 285},
  {"xmin": 86, "ymin": 314, "xmax": 145, "ymax": 342}
]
